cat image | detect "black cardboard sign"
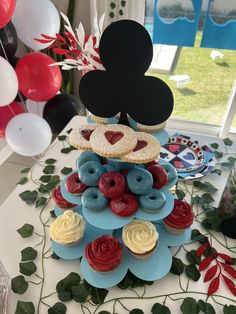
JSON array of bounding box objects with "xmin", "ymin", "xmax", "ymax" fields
[{"xmin": 79, "ymin": 20, "xmax": 174, "ymax": 126}]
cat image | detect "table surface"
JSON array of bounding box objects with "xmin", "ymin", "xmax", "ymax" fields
[{"xmin": 1, "ymin": 116, "xmax": 236, "ymax": 314}]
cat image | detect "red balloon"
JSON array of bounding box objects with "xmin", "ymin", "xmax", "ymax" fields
[
  {"xmin": 15, "ymin": 52, "xmax": 62, "ymax": 102},
  {"xmin": 0, "ymin": 101, "xmax": 26, "ymax": 138},
  {"xmin": 0, "ymin": 0, "xmax": 16, "ymax": 28}
]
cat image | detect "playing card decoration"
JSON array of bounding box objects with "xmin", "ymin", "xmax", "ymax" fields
[{"xmin": 79, "ymin": 20, "xmax": 174, "ymax": 126}]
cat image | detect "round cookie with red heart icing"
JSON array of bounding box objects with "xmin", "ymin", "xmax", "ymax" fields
[
  {"xmin": 69, "ymin": 124, "xmax": 98, "ymax": 151},
  {"xmin": 90, "ymin": 124, "xmax": 137, "ymax": 157},
  {"xmin": 121, "ymin": 132, "xmax": 160, "ymax": 163}
]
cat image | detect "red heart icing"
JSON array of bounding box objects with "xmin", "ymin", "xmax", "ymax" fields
[
  {"xmin": 169, "ymin": 144, "xmax": 180, "ymax": 153},
  {"xmin": 133, "ymin": 140, "xmax": 148, "ymax": 152},
  {"xmin": 105, "ymin": 131, "xmax": 124, "ymax": 145},
  {"xmin": 81, "ymin": 129, "xmax": 94, "ymax": 141}
]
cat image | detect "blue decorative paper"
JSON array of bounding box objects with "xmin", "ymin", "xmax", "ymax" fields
[
  {"xmin": 153, "ymin": 0, "xmax": 203, "ymax": 46},
  {"xmin": 201, "ymin": 0, "xmax": 236, "ymax": 50}
]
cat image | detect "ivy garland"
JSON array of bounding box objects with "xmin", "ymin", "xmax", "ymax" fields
[{"xmin": 11, "ymin": 132, "xmax": 236, "ymax": 314}]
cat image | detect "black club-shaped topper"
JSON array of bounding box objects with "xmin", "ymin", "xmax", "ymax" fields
[{"xmin": 79, "ymin": 20, "xmax": 174, "ymax": 127}]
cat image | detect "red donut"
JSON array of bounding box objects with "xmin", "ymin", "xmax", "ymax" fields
[
  {"xmin": 147, "ymin": 164, "xmax": 168, "ymax": 189},
  {"xmin": 110, "ymin": 193, "xmax": 139, "ymax": 217},
  {"xmin": 98, "ymin": 171, "xmax": 125, "ymax": 198},
  {"xmin": 52, "ymin": 185, "xmax": 77, "ymax": 209},
  {"xmin": 65, "ymin": 172, "xmax": 88, "ymax": 195}
]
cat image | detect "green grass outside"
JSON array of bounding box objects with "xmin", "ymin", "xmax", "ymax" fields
[{"xmin": 149, "ymin": 32, "xmax": 236, "ymax": 127}]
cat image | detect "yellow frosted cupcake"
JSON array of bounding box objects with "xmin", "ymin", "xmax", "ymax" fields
[
  {"xmin": 122, "ymin": 219, "xmax": 158, "ymax": 259},
  {"xmin": 49, "ymin": 210, "xmax": 85, "ymax": 246}
]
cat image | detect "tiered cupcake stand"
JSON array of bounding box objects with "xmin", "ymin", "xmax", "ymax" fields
[{"xmin": 52, "ymin": 151, "xmax": 191, "ymax": 289}]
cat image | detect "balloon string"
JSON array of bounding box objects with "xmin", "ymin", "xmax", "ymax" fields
[
  {"xmin": 0, "ymin": 38, "xmax": 27, "ymax": 111},
  {"xmin": 8, "ymin": 104, "xmax": 16, "ymax": 116}
]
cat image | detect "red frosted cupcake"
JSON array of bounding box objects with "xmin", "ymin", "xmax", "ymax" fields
[
  {"xmin": 85, "ymin": 235, "xmax": 123, "ymax": 272},
  {"xmin": 52, "ymin": 185, "xmax": 77, "ymax": 210},
  {"xmin": 164, "ymin": 199, "xmax": 194, "ymax": 235}
]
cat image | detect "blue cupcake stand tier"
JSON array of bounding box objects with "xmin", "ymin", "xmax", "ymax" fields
[
  {"xmin": 82, "ymin": 189, "xmax": 174, "ymax": 230},
  {"xmin": 52, "ymin": 208, "xmax": 191, "ymax": 288}
]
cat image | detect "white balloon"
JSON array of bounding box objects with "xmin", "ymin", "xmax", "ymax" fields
[
  {"xmin": 12, "ymin": 0, "xmax": 60, "ymax": 51},
  {"xmin": 0, "ymin": 56, "xmax": 18, "ymax": 107},
  {"xmin": 5, "ymin": 113, "xmax": 52, "ymax": 156}
]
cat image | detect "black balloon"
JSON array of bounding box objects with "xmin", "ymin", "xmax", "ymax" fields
[
  {"xmin": 0, "ymin": 21, "xmax": 18, "ymax": 59},
  {"xmin": 220, "ymin": 217, "xmax": 236, "ymax": 239},
  {"xmin": 43, "ymin": 94, "xmax": 79, "ymax": 134}
]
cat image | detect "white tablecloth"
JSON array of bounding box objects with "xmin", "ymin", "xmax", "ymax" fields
[{"xmin": 0, "ymin": 116, "xmax": 235, "ymax": 313}]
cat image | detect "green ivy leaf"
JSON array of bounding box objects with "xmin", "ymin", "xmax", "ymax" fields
[
  {"xmin": 223, "ymin": 305, "xmax": 236, "ymax": 314},
  {"xmin": 61, "ymin": 148, "xmax": 71, "ymax": 154},
  {"xmin": 119, "ymin": 9, "xmax": 124, "ymax": 15},
  {"xmin": 49, "ymin": 175, "xmax": 60, "ymax": 185},
  {"xmin": 109, "ymin": 12, "xmax": 114, "ymax": 18},
  {"xmin": 191, "ymin": 229, "xmax": 207, "ymax": 243},
  {"xmin": 170, "ymin": 257, "xmax": 185, "ymax": 275},
  {"xmin": 38, "ymin": 184, "xmax": 50, "ymax": 194},
  {"xmin": 15, "ymin": 301, "xmax": 35, "ymax": 314},
  {"xmin": 69, "ymin": 145, "xmax": 77, "ymax": 151},
  {"xmin": 214, "ymin": 151, "xmax": 223, "ymax": 159},
  {"xmin": 90, "ymin": 288, "xmax": 108, "ymax": 304},
  {"xmin": 58, "ymin": 291, "xmax": 72, "ymax": 302},
  {"xmin": 151, "ymin": 303, "xmax": 171, "ymax": 314},
  {"xmin": 43, "ymin": 165, "xmax": 55, "ymax": 174},
  {"xmin": 20, "ymin": 167, "xmax": 31, "ymax": 174},
  {"xmin": 129, "ymin": 310, "xmax": 144, "ymax": 314},
  {"xmin": 193, "ymin": 181, "xmax": 218, "ymax": 193},
  {"xmin": 201, "ymin": 193, "xmax": 215, "ymax": 204},
  {"xmin": 51, "ymin": 252, "xmax": 60, "ymax": 260},
  {"xmin": 56, "ymin": 272, "xmax": 81, "ymax": 302},
  {"xmin": 211, "ymin": 169, "xmax": 222, "ymax": 175},
  {"xmin": 17, "ymin": 177, "xmax": 28, "ymax": 185},
  {"xmin": 50, "ymin": 210, "xmax": 57, "ymax": 218},
  {"xmin": 21, "ymin": 247, "xmax": 37, "ymax": 261},
  {"xmin": 185, "ymin": 264, "xmax": 201, "ymax": 281},
  {"xmin": 19, "ymin": 190, "xmax": 38, "ymax": 205},
  {"xmin": 221, "ymin": 162, "xmax": 233, "ymax": 168},
  {"xmin": 66, "ymin": 128, "xmax": 73, "ymax": 134},
  {"xmin": 186, "ymin": 250, "xmax": 201, "ymax": 265},
  {"xmin": 35, "ymin": 196, "xmax": 48, "ymax": 208},
  {"xmin": 48, "ymin": 302, "xmax": 67, "ymax": 314},
  {"xmin": 72, "ymin": 283, "xmax": 90, "ymax": 303},
  {"xmin": 58, "ymin": 135, "xmax": 67, "ymax": 141},
  {"xmin": 61, "ymin": 167, "xmax": 73, "ymax": 175},
  {"xmin": 117, "ymin": 270, "xmax": 152, "ymax": 289},
  {"xmin": 110, "ymin": 2, "xmax": 116, "ymax": 9},
  {"xmin": 209, "ymin": 143, "xmax": 219, "ymax": 149},
  {"xmin": 121, "ymin": 0, "xmax": 126, "ymax": 6},
  {"xmin": 202, "ymin": 213, "xmax": 224, "ymax": 231},
  {"xmin": 17, "ymin": 224, "xmax": 34, "ymax": 238},
  {"xmin": 180, "ymin": 297, "xmax": 199, "ymax": 314},
  {"xmin": 223, "ymin": 137, "xmax": 233, "ymax": 146},
  {"xmin": 202, "ymin": 203, "xmax": 216, "ymax": 213},
  {"xmin": 45, "ymin": 158, "xmax": 57, "ymax": 164},
  {"xmin": 39, "ymin": 175, "xmax": 52, "ymax": 183},
  {"xmin": 197, "ymin": 300, "xmax": 215, "ymax": 314},
  {"xmin": 191, "ymin": 195, "xmax": 201, "ymax": 206},
  {"xmin": 19, "ymin": 261, "xmax": 37, "ymax": 276},
  {"xmin": 11, "ymin": 275, "xmax": 29, "ymax": 294},
  {"xmin": 176, "ymin": 188, "xmax": 186, "ymax": 200}
]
